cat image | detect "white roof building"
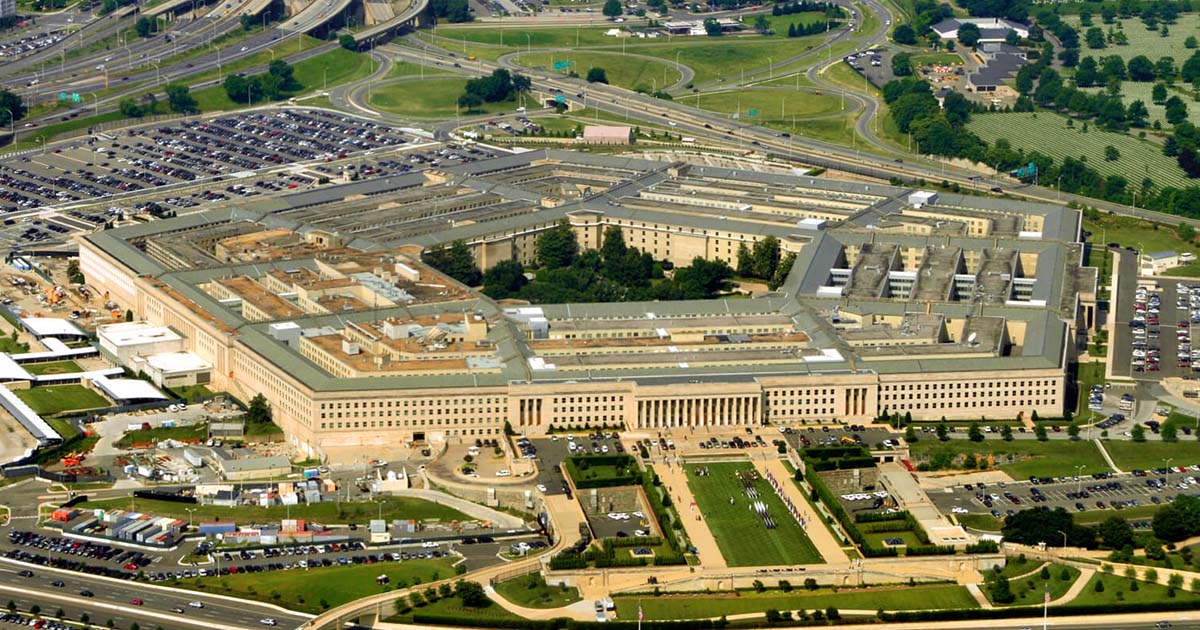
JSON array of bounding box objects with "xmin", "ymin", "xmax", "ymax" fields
[{"xmin": 21, "ymin": 317, "xmax": 87, "ymax": 340}]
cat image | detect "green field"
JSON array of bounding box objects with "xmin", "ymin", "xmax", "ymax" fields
[
  {"xmin": 910, "ymin": 52, "xmax": 963, "ymax": 67},
  {"xmin": 967, "ymin": 112, "xmax": 1193, "ymax": 190},
  {"xmin": 1067, "ymin": 572, "xmax": 1200, "ymax": 607},
  {"xmin": 908, "ymin": 439, "xmax": 1111, "ymax": 478},
  {"xmin": 80, "ymin": 495, "xmax": 469, "ymax": 525},
  {"xmin": 1084, "ymin": 213, "xmax": 1200, "ymax": 260},
  {"xmin": 685, "ymin": 462, "xmax": 822, "ymax": 567},
  {"xmin": 367, "ymin": 79, "xmax": 519, "ymax": 118},
  {"xmin": 760, "ymin": 12, "xmax": 832, "ymax": 38},
  {"xmin": 512, "ymin": 50, "xmax": 682, "ymax": 91},
  {"xmin": 23, "ymin": 361, "xmax": 83, "ymax": 376},
  {"xmin": 116, "ymin": 423, "xmax": 207, "ymax": 448},
  {"xmin": 179, "ymin": 557, "xmax": 455, "ymax": 614},
  {"xmin": 189, "ymin": 47, "xmax": 374, "ymax": 112},
  {"xmin": 1073, "ymin": 503, "xmax": 1164, "ymax": 525},
  {"xmin": 1100, "ymin": 440, "xmax": 1200, "ymax": 471},
  {"xmin": 492, "ymin": 573, "xmax": 581, "ymax": 609},
  {"xmin": 1063, "ymin": 14, "xmax": 1200, "ymax": 64},
  {"xmin": 986, "ymin": 564, "xmax": 1081, "ymax": 606},
  {"xmin": 614, "ymin": 583, "xmax": 978, "ymax": 619},
  {"xmin": 677, "ymin": 88, "xmax": 846, "ymax": 121},
  {"xmin": 957, "ymin": 512, "xmax": 1004, "ymax": 532},
  {"xmin": 14, "ymin": 385, "xmax": 109, "ymax": 416}
]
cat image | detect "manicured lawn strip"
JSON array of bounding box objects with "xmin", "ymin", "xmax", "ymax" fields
[
  {"xmin": 177, "ymin": 557, "xmax": 455, "ymax": 614},
  {"xmin": 14, "ymin": 385, "xmax": 109, "ymax": 416},
  {"xmin": 1100, "ymin": 440, "xmax": 1200, "ymax": 471},
  {"xmin": 907, "ymin": 439, "xmax": 1111, "ymax": 478},
  {"xmin": 1076, "ymin": 360, "xmax": 1106, "ymax": 415},
  {"xmin": 1067, "ymin": 572, "xmax": 1200, "ymax": 607},
  {"xmin": 909, "ymin": 52, "xmax": 963, "ymax": 66},
  {"xmin": 23, "ymin": 360, "xmax": 83, "ymax": 376},
  {"xmin": 614, "ymin": 583, "xmax": 979, "ymax": 620},
  {"xmin": 1073, "ymin": 503, "xmax": 1164, "ymax": 525},
  {"xmin": 685, "ymin": 462, "xmax": 822, "ymax": 567},
  {"xmin": 116, "ymin": 423, "xmax": 207, "ymax": 447},
  {"xmin": 636, "ymin": 38, "xmax": 827, "ymax": 85},
  {"xmin": 957, "ymin": 512, "xmax": 1004, "ymax": 532},
  {"xmin": 492, "ymin": 573, "xmax": 581, "ymax": 609},
  {"xmin": 80, "ymin": 495, "xmax": 469, "ymax": 524}
]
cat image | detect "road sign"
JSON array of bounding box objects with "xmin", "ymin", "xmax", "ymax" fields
[
  {"xmin": 747, "ymin": 109, "xmax": 759, "ymax": 117},
  {"xmin": 555, "ymin": 94, "xmax": 566, "ymax": 104},
  {"xmin": 71, "ymin": 93, "xmax": 81, "ymax": 103},
  {"xmin": 553, "ymin": 61, "xmax": 571, "ymax": 71},
  {"xmin": 58, "ymin": 92, "xmax": 67, "ymax": 101}
]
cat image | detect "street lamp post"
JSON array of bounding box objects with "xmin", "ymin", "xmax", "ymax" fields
[
  {"xmin": 1075, "ymin": 465, "xmax": 1086, "ymax": 494},
  {"xmin": 185, "ymin": 507, "xmax": 196, "ymax": 529},
  {"xmin": 1, "ymin": 108, "xmax": 12, "ymax": 138},
  {"xmin": 767, "ymin": 56, "xmax": 772, "ymax": 79},
  {"xmin": 1055, "ymin": 529, "xmax": 1067, "ymax": 550}
]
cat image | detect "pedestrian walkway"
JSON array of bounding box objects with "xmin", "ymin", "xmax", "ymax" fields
[
  {"xmin": 1094, "ymin": 438, "xmax": 1123, "ymax": 473},
  {"xmin": 652, "ymin": 458, "xmax": 727, "ymax": 568},
  {"xmin": 755, "ymin": 458, "xmax": 849, "ymax": 565}
]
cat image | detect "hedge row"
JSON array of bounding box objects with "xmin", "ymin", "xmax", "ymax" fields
[
  {"xmin": 608, "ymin": 536, "xmax": 664, "ymax": 548},
  {"xmin": 966, "ymin": 540, "xmax": 1000, "ymax": 554},
  {"xmin": 802, "ymin": 446, "xmax": 869, "ymax": 460},
  {"xmin": 853, "ymin": 510, "xmax": 910, "ymax": 523},
  {"xmin": 807, "ymin": 457, "xmax": 876, "ymax": 471},
  {"xmin": 904, "ymin": 544, "xmax": 956, "ymax": 556}
]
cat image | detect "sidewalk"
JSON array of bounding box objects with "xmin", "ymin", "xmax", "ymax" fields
[
  {"xmin": 1093, "ymin": 438, "xmax": 1123, "ymax": 474},
  {"xmin": 755, "ymin": 458, "xmax": 849, "ymax": 565},
  {"xmin": 652, "ymin": 458, "xmax": 727, "ymax": 568}
]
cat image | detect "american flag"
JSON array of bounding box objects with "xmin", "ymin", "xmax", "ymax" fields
[
  {"xmin": 638, "ymin": 604, "xmax": 644, "ymax": 621},
  {"xmin": 1045, "ymin": 584, "xmax": 1051, "ymax": 604}
]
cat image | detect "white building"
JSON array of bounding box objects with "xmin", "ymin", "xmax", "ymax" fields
[
  {"xmin": 930, "ymin": 17, "xmax": 1029, "ymax": 43},
  {"xmin": 97, "ymin": 321, "xmax": 184, "ymax": 364},
  {"xmin": 1143, "ymin": 250, "xmax": 1180, "ymax": 275}
]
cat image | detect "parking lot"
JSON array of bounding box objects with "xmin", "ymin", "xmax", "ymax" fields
[
  {"xmin": 526, "ymin": 432, "xmax": 627, "ymax": 498},
  {"xmin": 930, "ymin": 467, "xmax": 1200, "ymax": 524},
  {"xmin": 781, "ymin": 424, "xmax": 899, "ymax": 451}
]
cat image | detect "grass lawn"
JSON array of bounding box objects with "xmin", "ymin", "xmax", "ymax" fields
[
  {"xmin": 169, "ymin": 384, "xmax": 215, "ymax": 403},
  {"xmin": 177, "ymin": 557, "xmax": 455, "ymax": 614},
  {"xmin": 563, "ymin": 454, "xmax": 640, "ymax": 489},
  {"xmin": 0, "ymin": 336, "xmax": 28, "ymax": 354},
  {"xmin": 908, "ymin": 439, "xmax": 1112, "ymax": 478},
  {"xmin": 759, "ymin": 12, "xmax": 832, "ymax": 38},
  {"xmin": 1066, "ymin": 572, "xmax": 1200, "ymax": 607},
  {"xmin": 1083, "ymin": 213, "xmax": 1200, "ymax": 261},
  {"xmin": 1076, "ymin": 361, "xmax": 1106, "ymax": 415},
  {"xmin": 676, "ymin": 88, "xmax": 846, "ymax": 122},
  {"xmin": 909, "ymin": 52, "xmax": 963, "ymax": 66},
  {"xmin": 189, "ymin": 47, "xmax": 373, "ymax": 113},
  {"xmin": 244, "ymin": 419, "xmax": 284, "ymax": 437},
  {"xmin": 511, "ymin": 50, "xmax": 681, "ymax": 91},
  {"xmin": 957, "ymin": 512, "xmax": 1004, "ymax": 532},
  {"xmin": 23, "ymin": 360, "xmax": 83, "ymax": 376},
  {"xmin": 368, "ymin": 78, "xmax": 517, "ymax": 117},
  {"xmin": 81, "ymin": 495, "xmax": 469, "ymax": 525},
  {"xmin": 614, "ymin": 583, "xmax": 978, "ymax": 620},
  {"xmin": 44, "ymin": 417, "xmax": 79, "ymax": 441},
  {"xmin": 685, "ymin": 462, "xmax": 822, "ymax": 567},
  {"xmin": 1062, "ymin": 14, "xmax": 1200, "ymax": 65},
  {"xmin": 636, "ymin": 36, "xmax": 829, "ymax": 85},
  {"xmin": 387, "ymin": 61, "xmax": 437, "ymax": 79},
  {"xmin": 116, "ymin": 423, "xmax": 207, "ymax": 448},
  {"xmin": 492, "ymin": 573, "xmax": 581, "ymax": 609},
  {"xmin": 862, "ymin": 530, "xmax": 923, "ymax": 548},
  {"xmin": 391, "ymin": 592, "xmax": 521, "ymax": 623},
  {"xmin": 1100, "ymin": 440, "xmax": 1200, "ymax": 471},
  {"xmin": 967, "ymin": 112, "xmax": 1193, "ymax": 190},
  {"xmin": 14, "ymin": 385, "xmax": 109, "ymax": 416},
  {"xmin": 1072, "ymin": 503, "xmax": 1164, "ymax": 525},
  {"xmin": 986, "ymin": 564, "xmax": 1080, "ymax": 606}
]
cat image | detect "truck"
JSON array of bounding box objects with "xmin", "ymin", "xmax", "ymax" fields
[{"xmin": 303, "ymin": 468, "xmax": 320, "ymax": 479}]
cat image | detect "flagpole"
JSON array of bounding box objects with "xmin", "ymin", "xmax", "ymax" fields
[{"xmin": 638, "ymin": 599, "xmax": 643, "ymax": 630}]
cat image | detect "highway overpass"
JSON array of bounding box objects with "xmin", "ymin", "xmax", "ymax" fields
[{"xmin": 351, "ymin": 0, "xmax": 428, "ymax": 48}]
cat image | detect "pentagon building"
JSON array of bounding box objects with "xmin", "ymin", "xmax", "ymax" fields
[{"xmin": 79, "ymin": 150, "xmax": 1096, "ymax": 461}]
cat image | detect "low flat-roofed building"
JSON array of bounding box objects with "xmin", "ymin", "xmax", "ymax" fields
[
  {"xmin": 1144, "ymin": 250, "xmax": 1179, "ymax": 275},
  {"xmin": 21, "ymin": 317, "xmax": 87, "ymax": 341},
  {"xmin": 582, "ymin": 126, "xmax": 633, "ymax": 145},
  {"xmin": 97, "ymin": 321, "xmax": 185, "ymax": 365},
  {"xmin": 129, "ymin": 352, "xmax": 212, "ymax": 388}
]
